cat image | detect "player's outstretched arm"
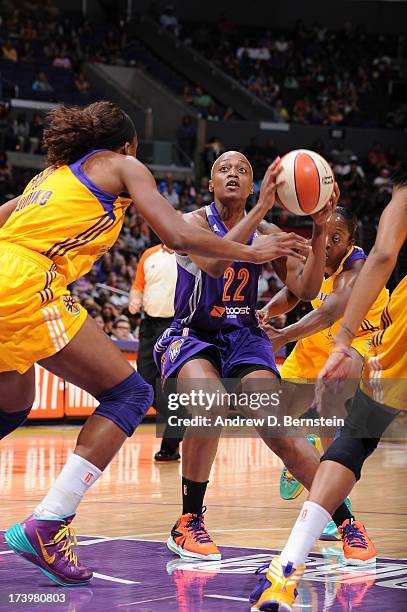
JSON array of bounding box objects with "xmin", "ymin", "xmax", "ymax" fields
[
  {"xmin": 270, "ymin": 183, "xmax": 339, "ymax": 300},
  {"xmin": 119, "ymin": 156, "xmax": 306, "ymax": 265},
  {"xmin": 0, "ymin": 196, "xmax": 20, "ymax": 227},
  {"xmin": 257, "ymin": 287, "xmax": 299, "ymax": 324},
  {"xmin": 184, "ymin": 212, "xmax": 309, "ymax": 278},
  {"xmin": 265, "ymin": 260, "xmax": 363, "ymax": 346},
  {"xmin": 316, "ymin": 182, "xmax": 407, "ymax": 386},
  {"xmin": 333, "ymin": 184, "xmax": 407, "ymax": 350}
]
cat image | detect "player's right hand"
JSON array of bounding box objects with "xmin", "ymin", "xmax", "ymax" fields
[
  {"xmin": 260, "ymin": 323, "xmax": 287, "ymax": 353},
  {"xmin": 258, "ymin": 157, "xmax": 284, "ymax": 210},
  {"xmin": 257, "ymin": 305, "xmax": 270, "ymax": 324},
  {"xmin": 253, "ymin": 231, "xmax": 310, "ymax": 263}
]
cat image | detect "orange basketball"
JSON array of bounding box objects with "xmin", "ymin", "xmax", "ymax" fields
[{"xmin": 276, "ymin": 149, "xmax": 334, "ymax": 216}]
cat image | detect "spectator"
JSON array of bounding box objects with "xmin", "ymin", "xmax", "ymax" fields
[
  {"xmin": 159, "ymin": 172, "xmax": 180, "ymax": 208},
  {"xmin": 111, "ymin": 315, "xmax": 137, "ymax": 342},
  {"xmin": 0, "ymin": 151, "xmax": 13, "ymax": 198},
  {"xmin": 192, "ymin": 86, "xmax": 213, "ymax": 115},
  {"xmin": 74, "ymin": 72, "xmax": 91, "ymax": 96},
  {"xmin": 28, "ymin": 113, "xmax": 44, "ymax": 154},
  {"xmin": 32, "ymin": 72, "xmax": 53, "ymax": 92},
  {"xmin": 373, "ymin": 167, "xmax": 392, "ymax": 195},
  {"xmin": 20, "ymin": 19, "xmax": 37, "ymax": 41},
  {"xmin": 176, "ymin": 115, "xmax": 196, "ymax": 161},
  {"xmin": 181, "ymin": 84, "xmax": 194, "ymax": 106},
  {"xmin": 273, "ymin": 98, "xmax": 289, "ymax": 123},
  {"xmin": 52, "ymin": 48, "xmax": 72, "ymax": 69},
  {"xmin": 367, "ymin": 142, "xmax": 388, "ymax": 170},
  {"xmin": 2, "ymin": 40, "xmax": 18, "ymax": 62},
  {"xmin": 20, "ymin": 41, "xmax": 35, "ymax": 62},
  {"xmin": 93, "ymin": 314, "xmax": 105, "ymax": 330},
  {"xmin": 159, "ymin": 5, "xmax": 180, "ymax": 36},
  {"xmin": 101, "ymin": 302, "xmax": 119, "ymax": 335},
  {"xmin": 222, "ymin": 106, "xmax": 237, "ymax": 121},
  {"xmin": 13, "ymin": 114, "xmax": 30, "ymax": 152},
  {"xmin": 202, "ymin": 136, "xmax": 224, "ymax": 175}
]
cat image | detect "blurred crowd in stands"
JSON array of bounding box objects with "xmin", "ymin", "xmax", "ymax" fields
[
  {"xmin": 152, "ymin": 5, "xmax": 406, "ymax": 128},
  {"xmin": 0, "ymin": 2, "xmax": 404, "ymax": 341},
  {"xmin": 1, "ymin": 1, "xmax": 405, "ymax": 129}
]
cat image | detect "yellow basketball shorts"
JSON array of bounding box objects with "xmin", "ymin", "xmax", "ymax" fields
[
  {"xmin": 0, "ymin": 242, "xmax": 87, "ymax": 374},
  {"xmin": 280, "ymin": 333, "xmax": 371, "ymax": 381}
]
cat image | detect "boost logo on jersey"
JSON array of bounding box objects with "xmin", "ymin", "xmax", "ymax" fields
[{"xmin": 210, "ymin": 305, "xmax": 250, "ymax": 319}]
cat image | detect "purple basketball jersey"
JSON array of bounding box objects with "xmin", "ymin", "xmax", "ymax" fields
[{"xmin": 173, "ymin": 203, "xmax": 261, "ymax": 331}]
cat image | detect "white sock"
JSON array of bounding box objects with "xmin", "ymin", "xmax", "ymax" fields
[
  {"xmin": 279, "ymin": 501, "xmax": 331, "ymax": 567},
  {"xmin": 34, "ymin": 453, "xmax": 102, "ymax": 519}
]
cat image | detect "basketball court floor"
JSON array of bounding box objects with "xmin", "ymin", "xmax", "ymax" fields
[{"xmin": 1, "ymin": 425, "xmax": 406, "ymax": 611}]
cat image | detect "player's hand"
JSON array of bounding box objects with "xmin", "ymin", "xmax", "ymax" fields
[
  {"xmin": 257, "ymin": 305, "xmax": 271, "ymax": 325},
  {"xmin": 260, "ymin": 323, "xmax": 287, "ymax": 353},
  {"xmin": 314, "ymin": 347, "xmax": 353, "ymax": 412},
  {"xmin": 311, "ymin": 182, "xmax": 340, "ymax": 227},
  {"xmin": 253, "ymin": 231, "xmax": 310, "ymax": 263},
  {"xmin": 258, "ymin": 157, "xmax": 284, "ymax": 211}
]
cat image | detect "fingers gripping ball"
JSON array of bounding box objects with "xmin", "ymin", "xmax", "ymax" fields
[{"xmin": 276, "ymin": 149, "xmax": 334, "ymax": 215}]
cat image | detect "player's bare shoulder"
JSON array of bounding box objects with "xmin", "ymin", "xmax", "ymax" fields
[{"xmin": 183, "ymin": 208, "xmax": 209, "ymax": 229}]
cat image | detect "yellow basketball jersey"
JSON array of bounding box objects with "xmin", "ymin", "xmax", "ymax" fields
[
  {"xmin": 0, "ymin": 150, "xmax": 131, "ymax": 284},
  {"xmin": 311, "ymin": 245, "xmax": 389, "ymax": 344},
  {"xmin": 361, "ymin": 275, "xmax": 407, "ymax": 410}
]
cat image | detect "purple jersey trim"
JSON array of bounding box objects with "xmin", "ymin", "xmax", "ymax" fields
[
  {"xmin": 69, "ymin": 149, "xmax": 117, "ymax": 213},
  {"xmin": 343, "ymin": 246, "xmax": 367, "ymax": 270},
  {"xmin": 44, "ymin": 215, "xmax": 114, "ymax": 259}
]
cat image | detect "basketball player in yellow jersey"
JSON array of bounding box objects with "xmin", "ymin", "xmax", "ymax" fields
[
  {"xmin": 258, "ymin": 207, "xmax": 388, "ymax": 539},
  {"xmin": 250, "ymin": 169, "xmax": 407, "ymax": 612},
  {"xmin": 0, "ymin": 101, "xmax": 307, "ymax": 587}
]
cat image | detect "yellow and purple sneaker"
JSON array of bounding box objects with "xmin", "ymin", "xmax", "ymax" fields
[
  {"xmin": 250, "ymin": 557, "xmax": 304, "ymax": 611},
  {"xmin": 5, "ymin": 514, "xmax": 92, "ymax": 586},
  {"xmin": 280, "ymin": 434, "xmax": 322, "ymax": 500}
]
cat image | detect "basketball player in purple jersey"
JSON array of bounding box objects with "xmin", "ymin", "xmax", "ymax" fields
[{"xmin": 154, "ymin": 151, "xmax": 351, "ymax": 561}]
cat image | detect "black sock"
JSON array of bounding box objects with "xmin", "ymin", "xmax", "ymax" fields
[
  {"xmin": 299, "ymin": 406, "xmax": 319, "ymax": 420},
  {"xmin": 332, "ymin": 502, "xmax": 353, "ymax": 527},
  {"xmin": 182, "ymin": 477, "xmax": 208, "ymax": 515}
]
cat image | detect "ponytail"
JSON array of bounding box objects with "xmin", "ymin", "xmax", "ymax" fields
[{"xmin": 43, "ymin": 101, "xmax": 136, "ymax": 166}]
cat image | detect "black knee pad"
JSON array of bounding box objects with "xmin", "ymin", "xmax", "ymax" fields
[
  {"xmin": 0, "ymin": 407, "xmax": 31, "ymax": 439},
  {"xmin": 320, "ymin": 437, "xmax": 378, "ymax": 481},
  {"xmin": 321, "ymin": 387, "xmax": 398, "ymax": 480}
]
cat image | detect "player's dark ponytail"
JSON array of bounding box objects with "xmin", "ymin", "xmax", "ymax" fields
[{"xmin": 43, "ymin": 101, "xmax": 136, "ymax": 166}]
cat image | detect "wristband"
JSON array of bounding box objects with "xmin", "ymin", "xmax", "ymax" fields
[{"xmin": 332, "ymin": 347, "xmax": 352, "ymax": 359}]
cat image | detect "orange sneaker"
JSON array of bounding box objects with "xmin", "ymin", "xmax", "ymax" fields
[
  {"xmin": 167, "ymin": 508, "xmax": 221, "ymax": 561},
  {"xmin": 339, "ymin": 518, "xmax": 376, "ymax": 565}
]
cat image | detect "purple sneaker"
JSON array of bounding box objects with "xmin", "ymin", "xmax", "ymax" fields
[{"xmin": 5, "ymin": 514, "xmax": 92, "ymax": 586}]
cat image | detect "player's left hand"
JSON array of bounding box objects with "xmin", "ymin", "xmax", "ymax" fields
[
  {"xmin": 314, "ymin": 346, "xmax": 353, "ymax": 412},
  {"xmin": 258, "ymin": 157, "xmax": 284, "ymax": 211},
  {"xmin": 260, "ymin": 323, "xmax": 287, "ymax": 354},
  {"xmin": 311, "ymin": 182, "xmax": 340, "ymax": 227}
]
